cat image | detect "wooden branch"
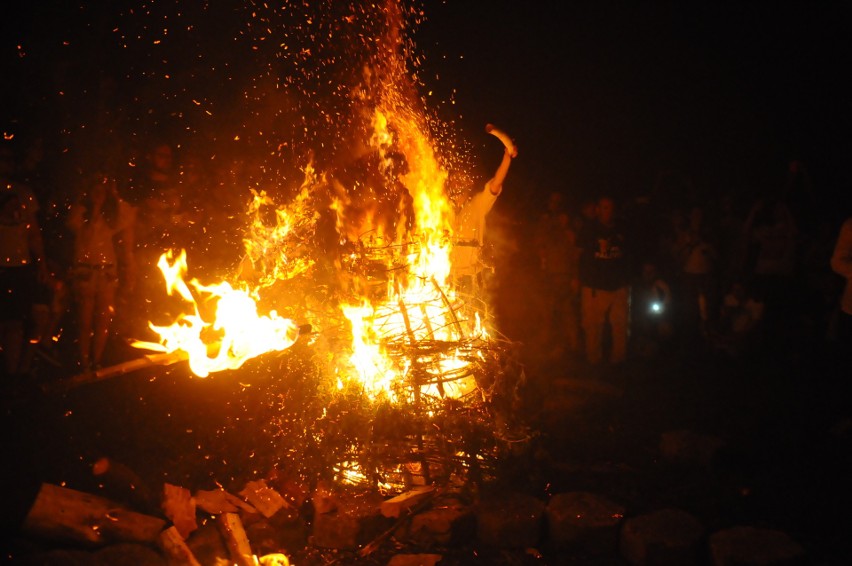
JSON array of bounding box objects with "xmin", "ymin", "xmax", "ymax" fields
[
  {"xmin": 42, "ymin": 351, "xmax": 188, "ymax": 394},
  {"xmin": 22, "ymin": 483, "xmax": 166, "ymax": 547}
]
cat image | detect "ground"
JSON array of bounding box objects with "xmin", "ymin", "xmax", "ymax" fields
[{"xmin": 1, "ymin": 265, "xmax": 851, "ymax": 564}]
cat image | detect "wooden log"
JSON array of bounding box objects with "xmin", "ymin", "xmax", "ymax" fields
[
  {"xmin": 22, "ymin": 483, "xmax": 166, "ymax": 547},
  {"xmin": 217, "ymin": 512, "xmax": 255, "ymax": 566},
  {"xmin": 162, "ymin": 483, "xmax": 198, "ymax": 539},
  {"xmin": 159, "ymin": 525, "xmax": 203, "ymax": 566},
  {"xmin": 42, "ymin": 351, "xmax": 188, "ymax": 394},
  {"xmin": 195, "ymin": 488, "xmax": 257, "ymax": 516},
  {"xmin": 239, "ymin": 479, "xmax": 289, "ymax": 519},
  {"xmin": 380, "ymin": 486, "xmax": 436, "ymax": 519}
]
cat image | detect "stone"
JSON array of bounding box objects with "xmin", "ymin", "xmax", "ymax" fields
[
  {"xmin": 311, "ymin": 490, "xmax": 391, "ymax": 550},
  {"xmin": 660, "ymin": 430, "xmax": 726, "ymax": 466},
  {"xmin": 475, "ymin": 492, "xmax": 546, "ymax": 549},
  {"xmin": 620, "ymin": 508, "xmax": 704, "ymax": 566},
  {"xmin": 545, "ymin": 491, "xmax": 625, "ymax": 554},
  {"xmin": 186, "ymin": 521, "xmax": 229, "ymax": 566},
  {"xmin": 709, "ymin": 526, "xmax": 806, "ymax": 566}
]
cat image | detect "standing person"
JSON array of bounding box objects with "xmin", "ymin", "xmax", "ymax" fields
[
  {"xmin": 830, "ymin": 216, "xmax": 852, "ymax": 361},
  {"xmin": 534, "ymin": 192, "xmax": 580, "ymax": 360},
  {"xmin": 0, "ymin": 192, "xmax": 48, "ymax": 380},
  {"xmin": 66, "ymin": 175, "xmax": 135, "ymax": 372},
  {"xmin": 1, "ymin": 145, "xmax": 48, "ymax": 380},
  {"xmin": 451, "ymin": 126, "xmax": 516, "ymax": 295},
  {"xmin": 577, "ymin": 196, "xmax": 631, "ymax": 368}
]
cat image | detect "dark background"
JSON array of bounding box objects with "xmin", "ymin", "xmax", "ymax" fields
[{"xmin": 2, "ymin": 1, "xmax": 851, "ymax": 221}]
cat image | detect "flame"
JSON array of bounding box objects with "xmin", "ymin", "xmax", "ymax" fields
[
  {"xmin": 133, "ymin": 0, "xmax": 496, "ymax": 401},
  {"xmin": 133, "ymin": 250, "xmax": 300, "ymax": 378}
]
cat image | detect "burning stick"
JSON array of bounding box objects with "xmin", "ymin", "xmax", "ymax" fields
[
  {"xmin": 42, "ymin": 351, "xmax": 189, "ymax": 394},
  {"xmin": 485, "ymin": 123, "xmax": 518, "ymax": 157},
  {"xmin": 42, "ymin": 324, "xmax": 312, "ymax": 394}
]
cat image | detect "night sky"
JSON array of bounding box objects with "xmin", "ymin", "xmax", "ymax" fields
[{"xmin": 2, "ymin": 1, "xmax": 851, "ymax": 220}]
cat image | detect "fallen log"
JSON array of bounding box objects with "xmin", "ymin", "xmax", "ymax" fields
[{"xmin": 22, "ymin": 483, "xmax": 166, "ymax": 547}]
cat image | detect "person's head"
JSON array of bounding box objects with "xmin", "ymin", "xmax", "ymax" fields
[
  {"xmin": 580, "ymin": 198, "xmax": 596, "ymax": 220},
  {"xmin": 597, "ymin": 196, "xmax": 615, "ymax": 225}
]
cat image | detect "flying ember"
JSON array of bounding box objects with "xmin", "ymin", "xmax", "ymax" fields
[{"xmin": 133, "ymin": 0, "xmax": 512, "ymax": 406}]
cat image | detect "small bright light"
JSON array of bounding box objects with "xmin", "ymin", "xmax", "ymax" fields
[{"xmin": 651, "ymin": 302, "xmax": 662, "ymax": 313}]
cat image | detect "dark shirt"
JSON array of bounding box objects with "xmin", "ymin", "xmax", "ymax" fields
[{"xmin": 577, "ymin": 220, "xmax": 630, "ymax": 291}]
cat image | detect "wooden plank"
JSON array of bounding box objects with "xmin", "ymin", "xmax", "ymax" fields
[
  {"xmin": 217, "ymin": 512, "xmax": 255, "ymax": 566},
  {"xmin": 22, "ymin": 483, "xmax": 166, "ymax": 546},
  {"xmin": 195, "ymin": 488, "xmax": 257, "ymax": 516},
  {"xmin": 380, "ymin": 486, "xmax": 436, "ymax": 518},
  {"xmin": 162, "ymin": 483, "xmax": 198, "ymax": 539}
]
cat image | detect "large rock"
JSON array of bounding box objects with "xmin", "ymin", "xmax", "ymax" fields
[
  {"xmin": 546, "ymin": 491, "xmax": 625, "ymax": 554},
  {"xmin": 404, "ymin": 497, "xmax": 475, "ymax": 546},
  {"xmin": 709, "ymin": 526, "xmax": 806, "ymax": 566},
  {"xmin": 620, "ymin": 508, "xmax": 704, "ymax": 566},
  {"xmin": 476, "ymin": 492, "xmax": 546, "ymax": 549},
  {"xmin": 311, "ymin": 490, "xmax": 391, "ymax": 550}
]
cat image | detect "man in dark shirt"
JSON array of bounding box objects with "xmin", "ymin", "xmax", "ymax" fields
[{"xmin": 577, "ymin": 196, "xmax": 631, "ymax": 366}]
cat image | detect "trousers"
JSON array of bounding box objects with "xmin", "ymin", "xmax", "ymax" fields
[{"xmin": 581, "ymin": 285, "xmax": 629, "ymax": 365}]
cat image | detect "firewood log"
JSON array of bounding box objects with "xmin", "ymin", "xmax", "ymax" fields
[{"xmin": 22, "ymin": 483, "xmax": 166, "ymax": 546}]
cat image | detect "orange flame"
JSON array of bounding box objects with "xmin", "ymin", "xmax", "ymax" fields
[{"xmin": 133, "ymin": 250, "xmax": 300, "ymax": 378}]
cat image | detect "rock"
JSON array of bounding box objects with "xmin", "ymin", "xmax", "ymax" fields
[
  {"xmin": 620, "ymin": 508, "xmax": 704, "ymax": 566},
  {"xmin": 546, "ymin": 491, "xmax": 625, "ymax": 554},
  {"xmin": 476, "ymin": 492, "xmax": 546, "ymax": 549},
  {"xmin": 660, "ymin": 430, "xmax": 725, "ymax": 466},
  {"xmin": 404, "ymin": 497, "xmax": 475, "ymax": 546},
  {"xmin": 386, "ymin": 553, "xmax": 443, "ymax": 566},
  {"xmin": 94, "ymin": 543, "xmax": 166, "ymax": 565},
  {"xmin": 709, "ymin": 526, "xmax": 806, "ymax": 566},
  {"xmin": 186, "ymin": 521, "xmax": 229, "ymax": 566},
  {"xmin": 311, "ymin": 490, "xmax": 391, "ymax": 550}
]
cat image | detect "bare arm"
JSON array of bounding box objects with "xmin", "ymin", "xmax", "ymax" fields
[{"xmin": 486, "ymin": 148, "xmax": 514, "ymax": 197}]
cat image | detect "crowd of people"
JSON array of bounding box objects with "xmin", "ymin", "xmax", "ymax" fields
[
  {"xmin": 1, "ymin": 137, "xmax": 246, "ymax": 380},
  {"xmin": 1, "ymin": 128, "xmax": 850, "ymax": 385},
  {"xmin": 530, "ymin": 163, "xmax": 851, "ymax": 373}
]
